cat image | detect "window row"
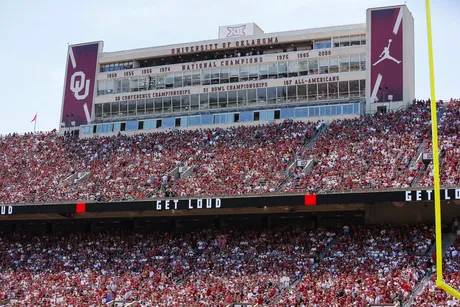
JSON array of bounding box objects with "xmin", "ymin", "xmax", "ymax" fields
[
  {"xmin": 100, "ymin": 61, "xmax": 134, "ymax": 72},
  {"xmin": 84, "ymin": 103, "xmax": 362, "ymax": 135},
  {"xmin": 94, "ymin": 80, "xmax": 366, "ymax": 119},
  {"xmin": 97, "ymin": 54, "xmax": 366, "ymax": 95}
]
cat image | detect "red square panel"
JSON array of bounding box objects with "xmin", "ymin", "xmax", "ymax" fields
[
  {"xmin": 304, "ymin": 194, "xmax": 317, "ymax": 206},
  {"xmin": 76, "ymin": 203, "xmax": 86, "ymax": 213}
]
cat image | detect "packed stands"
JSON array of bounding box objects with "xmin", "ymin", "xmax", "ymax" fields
[
  {"xmin": 410, "ymin": 235, "xmax": 459, "ymax": 307},
  {"xmin": 278, "ymin": 224, "xmax": 435, "ymax": 306},
  {"xmin": 0, "ymin": 100, "xmax": 459, "ymax": 205},
  {"xmin": 283, "ymin": 102, "xmax": 432, "ymax": 193},
  {"xmin": 167, "ymin": 121, "xmax": 319, "ymax": 197},
  {"xmin": 417, "ymin": 99, "xmax": 460, "ymax": 187},
  {"xmin": 0, "ymin": 226, "xmax": 336, "ymax": 306}
]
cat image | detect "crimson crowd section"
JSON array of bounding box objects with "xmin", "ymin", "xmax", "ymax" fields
[
  {"xmin": 0, "ymin": 224, "xmax": 445, "ymax": 306},
  {"xmin": 0, "ymin": 100, "xmax": 459, "ymax": 205}
]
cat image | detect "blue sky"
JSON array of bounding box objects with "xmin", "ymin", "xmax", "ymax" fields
[{"xmin": 0, "ymin": 0, "xmax": 458, "ymax": 134}]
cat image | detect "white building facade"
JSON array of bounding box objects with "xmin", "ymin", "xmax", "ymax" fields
[{"xmin": 58, "ymin": 5, "xmax": 414, "ymax": 136}]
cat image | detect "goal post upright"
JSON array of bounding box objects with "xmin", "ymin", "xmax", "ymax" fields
[{"xmin": 425, "ymin": 0, "xmax": 460, "ymax": 300}]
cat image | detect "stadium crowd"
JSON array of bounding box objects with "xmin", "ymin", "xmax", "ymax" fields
[
  {"xmin": 0, "ymin": 100, "xmax": 459, "ymax": 205},
  {"xmin": 0, "ymin": 226, "xmax": 336, "ymax": 306},
  {"xmin": 0, "ymin": 224, "xmax": 445, "ymax": 306},
  {"xmin": 283, "ymin": 102, "xmax": 432, "ymax": 193},
  {"xmin": 410, "ymin": 235, "xmax": 460, "ymax": 307},
  {"xmin": 278, "ymin": 224, "xmax": 435, "ymax": 306}
]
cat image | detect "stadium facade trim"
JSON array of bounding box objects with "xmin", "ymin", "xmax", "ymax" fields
[{"xmin": 2, "ymin": 188, "xmax": 459, "ymax": 216}]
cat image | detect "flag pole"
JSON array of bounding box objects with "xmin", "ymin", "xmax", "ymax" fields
[{"xmin": 34, "ymin": 114, "xmax": 37, "ymax": 134}]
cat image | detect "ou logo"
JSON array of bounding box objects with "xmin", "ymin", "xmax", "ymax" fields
[{"xmin": 70, "ymin": 71, "xmax": 90, "ymax": 100}]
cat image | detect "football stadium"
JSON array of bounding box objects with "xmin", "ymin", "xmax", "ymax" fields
[{"xmin": 0, "ymin": 3, "xmax": 459, "ymax": 307}]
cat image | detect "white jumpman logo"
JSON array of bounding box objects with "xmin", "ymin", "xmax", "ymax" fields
[{"xmin": 373, "ymin": 39, "xmax": 401, "ymax": 66}]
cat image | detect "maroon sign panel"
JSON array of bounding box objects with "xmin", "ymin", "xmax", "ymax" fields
[
  {"xmin": 61, "ymin": 43, "xmax": 100, "ymax": 126},
  {"xmin": 370, "ymin": 7, "xmax": 403, "ymax": 102}
]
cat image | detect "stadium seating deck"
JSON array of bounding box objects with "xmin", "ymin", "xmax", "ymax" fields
[{"xmin": 0, "ymin": 100, "xmax": 459, "ymax": 205}]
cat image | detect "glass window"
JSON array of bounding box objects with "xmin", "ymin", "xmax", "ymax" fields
[
  {"xmin": 350, "ymin": 55, "xmax": 360, "ymax": 71},
  {"xmin": 120, "ymin": 101, "xmax": 128, "ymax": 116},
  {"xmin": 128, "ymin": 100, "xmax": 136, "ymax": 116},
  {"xmin": 172, "ymin": 96, "xmax": 181, "ymax": 112},
  {"xmin": 229, "ymin": 67, "xmax": 239, "ymax": 83},
  {"xmin": 340, "ymin": 36, "xmax": 350, "ymax": 47},
  {"xmin": 156, "ymin": 75, "xmax": 165, "ymax": 89},
  {"xmin": 200, "ymin": 93, "xmax": 209, "ymax": 110},
  {"xmin": 360, "ymin": 53, "xmax": 366, "ymax": 71},
  {"xmin": 181, "ymin": 95, "xmax": 190, "ymax": 111},
  {"xmin": 257, "ymin": 88, "xmax": 267, "ymax": 104},
  {"xmin": 97, "ymin": 80, "xmax": 105, "ymax": 96},
  {"xmin": 278, "ymin": 62, "xmax": 287, "ymax": 78},
  {"xmin": 339, "ymin": 55, "xmax": 350, "ymax": 72},
  {"xmin": 191, "ymin": 94, "xmax": 199, "ymax": 110},
  {"xmin": 308, "ymin": 59, "xmax": 318, "ymax": 75},
  {"xmin": 121, "ymin": 79, "xmax": 130, "ymax": 93},
  {"xmin": 111, "ymin": 101, "xmax": 120, "ymax": 117},
  {"xmin": 129, "ymin": 77, "xmax": 139, "ymax": 92},
  {"xmin": 309, "ymin": 107, "xmax": 320, "ymax": 117},
  {"xmin": 328, "ymin": 82, "xmax": 338, "ymax": 100},
  {"xmin": 211, "ymin": 68, "xmax": 220, "ymax": 84},
  {"xmin": 277, "ymin": 86, "xmax": 287, "ymax": 102},
  {"xmin": 360, "ymin": 79, "xmax": 366, "ymax": 97},
  {"xmin": 183, "ymin": 72, "xmax": 192, "ymax": 87},
  {"xmin": 165, "ymin": 74, "xmax": 174, "ymax": 88},
  {"xmin": 105, "ymin": 80, "xmax": 114, "ymax": 95},
  {"xmin": 267, "ymin": 87, "xmax": 276, "ymax": 104},
  {"xmin": 209, "ymin": 93, "xmax": 218, "ymax": 109},
  {"xmin": 360, "ymin": 35, "xmax": 366, "ymax": 45},
  {"xmin": 174, "ymin": 72, "xmax": 182, "ymax": 88},
  {"xmin": 268, "ymin": 63, "xmax": 277, "ymax": 78},
  {"xmin": 259, "ymin": 63, "xmax": 268, "ymax": 80},
  {"xmin": 350, "ymin": 80, "xmax": 360, "ymax": 98},
  {"xmin": 259, "ymin": 111, "xmax": 268, "ymax": 121},
  {"xmin": 295, "ymin": 108, "xmax": 308, "ymax": 118},
  {"xmin": 333, "ymin": 37, "xmax": 341, "ymax": 48},
  {"xmin": 201, "ymin": 114, "xmax": 213, "ymax": 125},
  {"xmin": 308, "ymin": 84, "xmax": 318, "ymax": 101},
  {"xmin": 148, "ymin": 76, "xmax": 155, "ymax": 90},
  {"xmin": 202, "ymin": 69, "xmax": 211, "ymax": 85},
  {"xmin": 228, "ymin": 91, "xmax": 237, "ymax": 107},
  {"xmin": 162, "ymin": 97, "xmax": 172, "ymax": 113},
  {"xmin": 114, "ymin": 79, "xmax": 122, "ymax": 94},
  {"xmin": 331, "ymin": 105, "xmax": 341, "ymax": 115},
  {"xmin": 318, "ymin": 83, "xmax": 327, "ymax": 100},
  {"xmin": 329, "ymin": 56, "xmax": 339, "ymax": 73},
  {"xmin": 192, "ymin": 72, "xmax": 201, "ymax": 86},
  {"xmin": 239, "ymin": 65, "xmax": 249, "ymax": 81},
  {"xmin": 339, "ymin": 81, "xmax": 349, "ymax": 99},
  {"xmin": 220, "ymin": 67, "xmax": 229, "ymax": 83},
  {"xmin": 297, "ymin": 84, "xmax": 307, "ymax": 101},
  {"xmin": 314, "ymin": 39, "xmax": 331, "ymax": 49},
  {"xmin": 239, "ymin": 111, "xmax": 253, "ymax": 122},
  {"xmin": 287, "ymin": 85, "xmax": 296, "ymax": 101},
  {"xmin": 343, "ymin": 105, "xmax": 353, "ymax": 114},
  {"xmin": 320, "ymin": 106, "xmax": 331, "ymax": 116},
  {"xmin": 351, "ymin": 35, "xmax": 360, "ymax": 46},
  {"xmin": 146, "ymin": 99, "xmax": 154, "ymax": 114},
  {"xmin": 289, "ymin": 61, "xmax": 299, "ymax": 77},
  {"xmin": 354, "ymin": 103, "xmax": 360, "ymax": 114},
  {"xmin": 126, "ymin": 121, "xmax": 137, "ymax": 131},
  {"xmin": 237, "ymin": 90, "xmax": 247, "ymax": 106},
  {"xmin": 95, "ymin": 104, "xmax": 103, "ymax": 119},
  {"xmin": 154, "ymin": 98, "xmax": 162, "ymax": 114},
  {"xmin": 114, "ymin": 123, "xmax": 121, "ymax": 132},
  {"xmin": 137, "ymin": 99, "xmax": 145, "ymax": 115},
  {"xmin": 162, "ymin": 118, "xmax": 174, "ymax": 129},
  {"xmin": 319, "ymin": 58, "xmax": 329, "ymax": 74},
  {"xmin": 218, "ymin": 92, "xmax": 228, "ymax": 108},
  {"xmin": 248, "ymin": 89, "xmax": 257, "ymax": 104},
  {"xmin": 188, "ymin": 116, "xmax": 201, "ymax": 126},
  {"xmin": 249, "ymin": 65, "xmax": 258, "ymax": 80}
]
